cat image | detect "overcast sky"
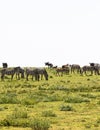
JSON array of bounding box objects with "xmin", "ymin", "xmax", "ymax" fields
[{"xmin": 0, "ymin": 0, "xmax": 100, "ymax": 67}]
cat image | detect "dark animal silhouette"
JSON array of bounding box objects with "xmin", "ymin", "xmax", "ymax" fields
[
  {"xmin": 26, "ymin": 68, "xmax": 48, "ymax": 81},
  {"xmin": 2, "ymin": 63, "xmax": 8, "ymax": 68},
  {"xmin": 71, "ymin": 64, "xmax": 81, "ymax": 74},
  {"xmin": 80, "ymin": 65, "xmax": 95, "ymax": 75},
  {"xmin": 1, "ymin": 66, "xmax": 24, "ymax": 80},
  {"xmin": 45, "ymin": 62, "xmax": 53, "ymax": 68}
]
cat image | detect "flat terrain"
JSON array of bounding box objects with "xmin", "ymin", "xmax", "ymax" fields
[{"xmin": 0, "ymin": 68, "xmax": 100, "ymax": 130}]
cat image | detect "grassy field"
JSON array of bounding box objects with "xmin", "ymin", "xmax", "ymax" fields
[{"xmin": 0, "ymin": 68, "xmax": 100, "ymax": 130}]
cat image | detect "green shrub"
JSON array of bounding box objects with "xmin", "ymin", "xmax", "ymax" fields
[
  {"xmin": 80, "ymin": 93, "xmax": 96, "ymax": 99},
  {"xmin": 31, "ymin": 118, "xmax": 51, "ymax": 130},
  {"xmin": 0, "ymin": 93, "xmax": 19, "ymax": 104},
  {"xmin": 21, "ymin": 98, "xmax": 39, "ymax": 105},
  {"xmin": 60, "ymin": 104, "xmax": 74, "ymax": 111},
  {"xmin": 96, "ymin": 118, "xmax": 100, "ymax": 123},
  {"xmin": 21, "ymin": 93, "xmax": 43, "ymax": 105},
  {"xmin": 0, "ymin": 118, "xmax": 29, "ymax": 127},
  {"xmin": 11, "ymin": 107, "xmax": 28, "ymax": 118},
  {"xmin": 43, "ymin": 95, "xmax": 59, "ymax": 102},
  {"xmin": 0, "ymin": 119, "xmax": 11, "ymax": 126},
  {"xmin": 42, "ymin": 110, "xmax": 57, "ymax": 117},
  {"xmin": 0, "ymin": 107, "xmax": 29, "ymax": 127},
  {"xmin": 48, "ymin": 85, "xmax": 68, "ymax": 91},
  {"xmin": 38, "ymin": 86, "xmax": 46, "ymax": 90},
  {"xmin": 64, "ymin": 95, "xmax": 90, "ymax": 103},
  {"xmin": 84, "ymin": 123, "xmax": 91, "ymax": 128}
]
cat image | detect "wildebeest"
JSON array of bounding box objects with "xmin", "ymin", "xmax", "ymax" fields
[
  {"xmin": 56, "ymin": 68, "xmax": 65, "ymax": 76},
  {"xmin": 52, "ymin": 65, "xmax": 58, "ymax": 69},
  {"xmin": 2, "ymin": 63, "xmax": 8, "ymax": 68},
  {"xmin": 45, "ymin": 62, "xmax": 53, "ymax": 68},
  {"xmin": 25, "ymin": 68, "xmax": 48, "ymax": 81},
  {"xmin": 62, "ymin": 64, "xmax": 70, "ymax": 68},
  {"xmin": 56, "ymin": 66, "xmax": 70, "ymax": 76}
]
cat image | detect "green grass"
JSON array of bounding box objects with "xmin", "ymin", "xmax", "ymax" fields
[{"xmin": 0, "ymin": 69, "xmax": 100, "ymax": 130}]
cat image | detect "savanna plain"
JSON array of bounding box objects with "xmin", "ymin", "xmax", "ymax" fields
[{"xmin": 0, "ymin": 68, "xmax": 100, "ymax": 130}]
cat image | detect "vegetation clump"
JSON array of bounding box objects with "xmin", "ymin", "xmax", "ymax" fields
[
  {"xmin": 31, "ymin": 118, "xmax": 51, "ymax": 130},
  {"xmin": 60, "ymin": 104, "xmax": 74, "ymax": 111}
]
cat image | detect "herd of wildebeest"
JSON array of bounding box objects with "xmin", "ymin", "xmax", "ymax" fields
[{"xmin": 0, "ymin": 62, "xmax": 100, "ymax": 81}]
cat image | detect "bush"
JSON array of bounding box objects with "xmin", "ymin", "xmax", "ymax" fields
[
  {"xmin": 43, "ymin": 94, "xmax": 63, "ymax": 102},
  {"xmin": 11, "ymin": 107, "xmax": 28, "ymax": 118},
  {"xmin": 60, "ymin": 104, "xmax": 74, "ymax": 111},
  {"xmin": 42, "ymin": 110, "xmax": 57, "ymax": 117},
  {"xmin": 31, "ymin": 118, "xmax": 51, "ymax": 130},
  {"xmin": 64, "ymin": 95, "xmax": 90, "ymax": 103},
  {"xmin": 0, "ymin": 93, "xmax": 19, "ymax": 104},
  {"xmin": 0, "ymin": 107, "xmax": 29, "ymax": 127},
  {"xmin": 0, "ymin": 118, "xmax": 29, "ymax": 127}
]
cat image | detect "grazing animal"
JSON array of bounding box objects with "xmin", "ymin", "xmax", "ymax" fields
[
  {"xmin": 14, "ymin": 67, "xmax": 24, "ymax": 79},
  {"xmin": 1, "ymin": 68, "xmax": 16, "ymax": 80},
  {"xmin": 71, "ymin": 64, "xmax": 81, "ymax": 74},
  {"xmin": 52, "ymin": 66, "xmax": 58, "ymax": 69},
  {"xmin": 1, "ymin": 66, "xmax": 24, "ymax": 80},
  {"xmin": 89, "ymin": 63, "xmax": 100, "ymax": 75},
  {"xmin": 36, "ymin": 68, "xmax": 48, "ymax": 80},
  {"xmin": 45, "ymin": 62, "xmax": 53, "ymax": 68},
  {"xmin": 80, "ymin": 65, "xmax": 94, "ymax": 75},
  {"xmin": 25, "ymin": 68, "xmax": 48, "ymax": 81},
  {"xmin": 2, "ymin": 63, "xmax": 8, "ymax": 68},
  {"xmin": 56, "ymin": 68, "xmax": 64, "ymax": 76},
  {"xmin": 56, "ymin": 66, "xmax": 70, "ymax": 76},
  {"xmin": 62, "ymin": 64, "xmax": 69, "ymax": 68},
  {"xmin": 25, "ymin": 68, "xmax": 39, "ymax": 81}
]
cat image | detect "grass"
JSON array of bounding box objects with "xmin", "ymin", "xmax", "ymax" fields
[{"xmin": 0, "ymin": 69, "xmax": 100, "ymax": 129}]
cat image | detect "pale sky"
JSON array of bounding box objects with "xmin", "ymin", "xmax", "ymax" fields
[{"xmin": 0, "ymin": 0, "xmax": 100, "ymax": 67}]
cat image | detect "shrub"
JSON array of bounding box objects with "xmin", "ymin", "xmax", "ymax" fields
[
  {"xmin": 60, "ymin": 104, "xmax": 74, "ymax": 111},
  {"xmin": 21, "ymin": 98, "xmax": 39, "ymax": 105},
  {"xmin": 43, "ymin": 95, "xmax": 61, "ymax": 102},
  {"xmin": 0, "ymin": 93, "xmax": 19, "ymax": 104},
  {"xmin": 0, "ymin": 118, "xmax": 29, "ymax": 127},
  {"xmin": 42, "ymin": 110, "xmax": 57, "ymax": 117},
  {"xmin": 21, "ymin": 93, "xmax": 42, "ymax": 105},
  {"xmin": 11, "ymin": 107, "xmax": 28, "ymax": 118},
  {"xmin": 0, "ymin": 107, "xmax": 29, "ymax": 127},
  {"xmin": 64, "ymin": 95, "xmax": 90, "ymax": 103},
  {"xmin": 31, "ymin": 118, "xmax": 51, "ymax": 130},
  {"xmin": 96, "ymin": 118, "xmax": 100, "ymax": 123},
  {"xmin": 80, "ymin": 93, "xmax": 96, "ymax": 99}
]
